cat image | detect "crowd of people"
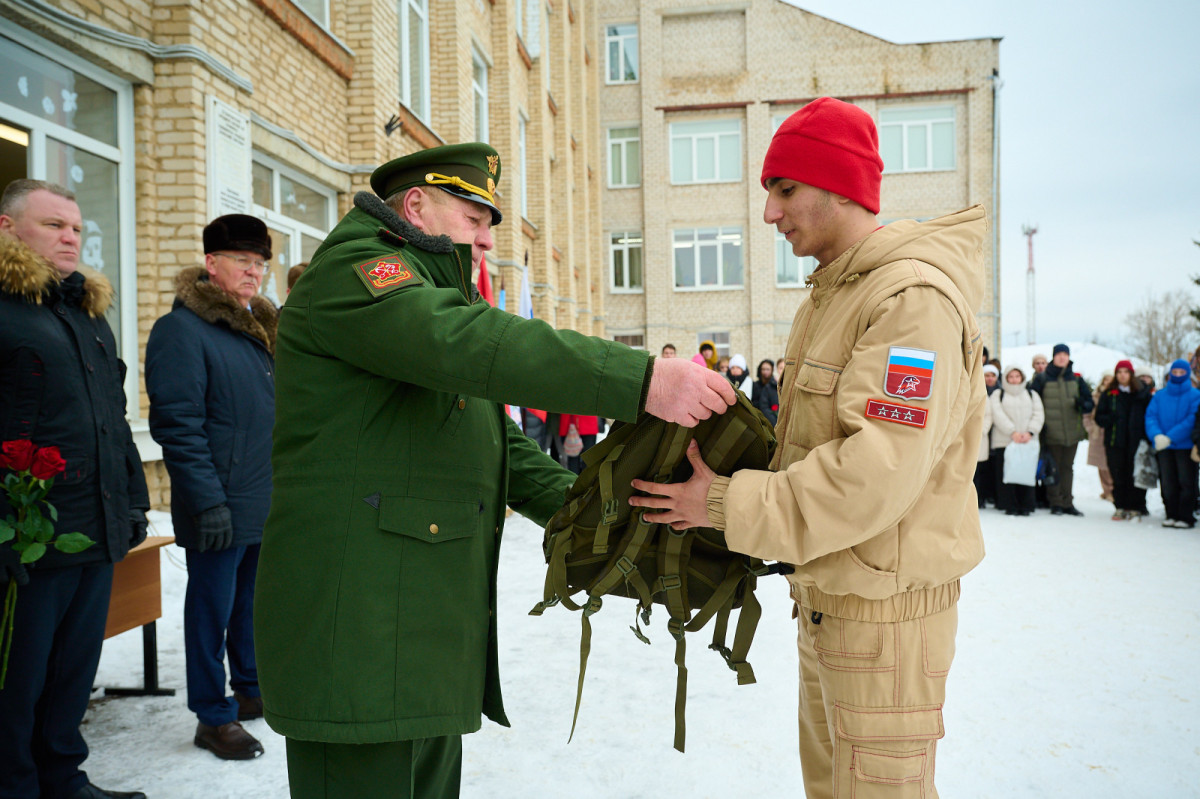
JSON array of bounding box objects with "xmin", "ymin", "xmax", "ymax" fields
[
  {"xmin": 660, "ymin": 340, "xmax": 783, "ymax": 425},
  {"xmin": 973, "ymin": 343, "xmax": 1200, "ymax": 529}
]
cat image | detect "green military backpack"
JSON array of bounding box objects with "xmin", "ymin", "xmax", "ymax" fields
[{"xmin": 530, "ymin": 391, "xmax": 786, "ymax": 752}]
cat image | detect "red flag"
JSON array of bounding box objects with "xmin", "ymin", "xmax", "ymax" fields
[{"xmin": 477, "ymin": 253, "xmax": 494, "ymax": 306}]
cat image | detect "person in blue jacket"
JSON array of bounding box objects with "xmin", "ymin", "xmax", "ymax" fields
[
  {"xmin": 145, "ymin": 215, "xmax": 277, "ymax": 760},
  {"xmin": 1144, "ymin": 358, "xmax": 1200, "ymax": 528}
]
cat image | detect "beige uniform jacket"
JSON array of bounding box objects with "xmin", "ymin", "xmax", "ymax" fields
[{"xmin": 707, "ymin": 206, "xmax": 988, "ymax": 623}]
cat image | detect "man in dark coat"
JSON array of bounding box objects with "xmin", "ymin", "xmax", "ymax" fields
[
  {"xmin": 255, "ymin": 143, "xmax": 736, "ymax": 798},
  {"xmin": 0, "ymin": 180, "xmax": 149, "ymax": 799},
  {"xmin": 1029, "ymin": 343, "xmax": 1094, "ymax": 515},
  {"xmin": 145, "ymin": 215, "xmax": 277, "ymax": 761}
]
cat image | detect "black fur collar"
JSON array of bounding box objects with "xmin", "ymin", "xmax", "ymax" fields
[{"xmin": 354, "ymin": 192, "xmax": 455, "ymax": 254}]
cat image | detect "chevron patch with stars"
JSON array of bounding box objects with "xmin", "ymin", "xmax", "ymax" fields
[
  {"xmin": 865, "ymin": 399, "xmax": 927, "ymax": 428},
  {"xmin": 353, "ymin": 252, "xmax": 424, "ymax": 298}
]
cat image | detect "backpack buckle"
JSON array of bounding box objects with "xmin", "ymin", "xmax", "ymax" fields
[
  {"xmin": 601, "ymin": 498, "xmax": 620, "ymax": 524},
  {"xmin": 616, "ymin": 556, "xmax": 636, "ymax": 576},
  {"xmin": 583, "ymin": 595, "xmax": 603, "ymax": 617},
  {"xmin": 658, "ymin": 574, "xmax": 681, "ymax": 592},
  {"xmin": 667, "ymin": 617, "xmax": 685, "ymax": 640}
]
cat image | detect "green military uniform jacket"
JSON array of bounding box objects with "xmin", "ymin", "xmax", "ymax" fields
[{"xmin": 255, "ymin": 193, "xmax": 650, "ymax": 744}]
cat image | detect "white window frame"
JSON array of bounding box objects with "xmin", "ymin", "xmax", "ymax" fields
[
  {"xmin": 514, "ymin": 0, "xmax": 525, "ymax": 41},
  {"xmin": 879, "ymin": 104, "xmax": 955, "ymax": 174},
  {"xmin": 605, "ymin": 23, "xmax": 638, "ymax": 84},
  {"xmin": 518, "ymin": 112, "xmax": 529, "ymax": 219},
  {"xmin": 293, "ymin": 0, "xmax": 329, "ymax": 28},
  {"xmin": 775, "ymin": 231, "xmax": 817, "ymax": 287},
  {"xmin": 673, "ymin": 226, "xmax": 743, "ymax": 291},
  {"xmin": 251, "ymin": 153, "xmax": 337, "ymax": 304},
  {"xmin": 0, "ymin": 23, "xmax": 138, "ymax": 414},
  {"xmin": 398, "ymin": 0, "xmax": 431, "ymax": 125},
  {"xmin": 606, "ymin": 125, "xmax": 640, "ymax": 188},
  {"xmin": 471, "ymin": 46, "xmax": 489, "ymax": 143},
  {"xmin": 669, "ymin": 119, "xmax": 741, "ymax": 185},
  {"xmin": 609, "ymin": 231, "xmax": 643, "ymax": 293}
]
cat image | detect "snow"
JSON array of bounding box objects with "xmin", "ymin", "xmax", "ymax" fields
[
  {"xmin": 997, "ymin": 342, "xmax": 1140, "ymax": 387},
  {"xmin": 83, "ymin": 447, "xmax": 1200, "ymax": 798}
]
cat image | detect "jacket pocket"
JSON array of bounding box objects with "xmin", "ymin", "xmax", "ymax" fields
[
  {"xmin": 835, "ymin": 703, "xmax": 944, "ymax": 796},
  {"xmin": 440, "ymin": 394, "xmax": 470, "ymax": 437},
  {"xmin": 378, "ymin": 494, "xmax": 482, "ymax": 543},
  {"xmin": 788, "ymin": 359, "xmax": 843, "ymax": 448}
]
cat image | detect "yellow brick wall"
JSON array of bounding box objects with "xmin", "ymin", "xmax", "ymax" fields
[{"xmin": 598, "ymin": 0, "xmax": 1000, "ymax": 363}]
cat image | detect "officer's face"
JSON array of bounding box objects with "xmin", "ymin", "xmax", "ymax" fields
[
  {"xmin": 763, "ymin": 179, "xmax": 838, "ymax": 267},
  {"xmin": 0, "ymin": 190, "xmax": 82, "ymax": 277},
  {"xmin": 418, "ymin": 190, "xmax": 494, "ymax": 270}
]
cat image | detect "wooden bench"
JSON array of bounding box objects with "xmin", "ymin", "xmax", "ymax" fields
[{"xmin": 103, "ymin": 535, "xmax": 176, "ymax": 697}]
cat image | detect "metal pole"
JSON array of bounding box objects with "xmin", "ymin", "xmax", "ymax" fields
[{"xmin": 1022, "ymin": 224, "xmax": 1038, "ymax": 345}]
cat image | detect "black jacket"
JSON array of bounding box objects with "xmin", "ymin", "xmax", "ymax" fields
[
  {"xmin": 1094, "ymin": 385, "xmax": 1151, "ymax": 451},
  {"xmin": 0, "ymin": 236, "xmax": 149, "ymax": 569},
  {"xmin": 145, "ymin": 267, "xmax": 276, "ymax": 549},
  {"xmin": 751, "ymin": 377, "xmax": 779, "ymax": 426}
]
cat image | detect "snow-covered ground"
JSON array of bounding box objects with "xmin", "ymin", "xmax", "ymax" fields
[{"xmin": 84, "ymin": 448, "xmax": 1200, "ymax": 798}]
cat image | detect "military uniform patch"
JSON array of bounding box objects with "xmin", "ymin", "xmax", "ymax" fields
[
  {"xmin": 865, "ymin": 399, "xmax": 927, "ymax": 428},
  {"xmin": 354, "ymin": 253, "xmax": 424, "ymax": 298},
  {"xmin": 884, "ymin": 346, "xmax": 936, "ymax": 400}
]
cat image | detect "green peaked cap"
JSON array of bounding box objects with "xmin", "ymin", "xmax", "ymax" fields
[{"xmin": 370, "ymin": 142, "xmax": 503, "ymax": 225}]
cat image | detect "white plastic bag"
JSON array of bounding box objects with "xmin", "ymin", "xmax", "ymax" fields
[
  {"xmin": 1003, "ymin": 440, "xmax": 1040, "ymax": 487},
  {"xmin": 563, "ymin": 423, "xmax": 584, "ymax": 457},
  {"xmin": 1134, "ymin": 439, "xmax": 1158, "ymax": 490}
]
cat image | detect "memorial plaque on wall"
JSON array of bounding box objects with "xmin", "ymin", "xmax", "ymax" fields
[{"xmin": 206, "ymin": 96, "xmax": 251, "ymax": 219}]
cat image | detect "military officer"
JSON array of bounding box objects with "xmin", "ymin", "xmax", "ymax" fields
[{"xmin": 254, "ymin": 142, "xmax": 734, "ymax": 798}]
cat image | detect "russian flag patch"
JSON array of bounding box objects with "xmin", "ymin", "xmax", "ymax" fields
[{"xmin": 884, "ymin": 346, "xmax": 936, "ymax": 400}]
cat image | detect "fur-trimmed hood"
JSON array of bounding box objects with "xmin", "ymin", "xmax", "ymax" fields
[
  {"xmin": 0, "ymin": 233, "xmax": 114, "ymax": 317},
  {"xmin": 174, "ymin": 266, "xmax": 278, "ymax": 354}
]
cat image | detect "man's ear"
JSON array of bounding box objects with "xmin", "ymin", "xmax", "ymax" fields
[
  {"xmin": 203, "ymin": 252, "xmax": 219, "ymax": 278},
  {"xmin": 0, "ymin": 214, "xmax": 14, "ymax": 233},
  {"xmin": 401, "ymin": 187, "xmax": 428, "ymax": 228}
]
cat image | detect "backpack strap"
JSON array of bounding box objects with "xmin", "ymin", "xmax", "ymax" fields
[{"xmin": 592, "ymin": 444, "xmax": 625, "ymax": 554}]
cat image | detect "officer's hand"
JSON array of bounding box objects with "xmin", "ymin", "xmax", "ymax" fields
[
  {"xmin": 629, "ymin": 441, "xmax": 716, "ymax": 530},
  {"xmin": 1, "ymin": 545, "xmax": 30, "ymax": 587},
  {"xmin": 195, "ymin": 504, "xmax": 234, "ymax": 552},
  {"xmin": 1154, "ymin": 434, "xmax": 1172, "ymax": 452},
  {"xmin": 130, "ymin": 510, "xmax": 149, "ymax": 549},
  {"xmin": 645, "ymin": 358, "xmax": 736, "ymax": 428}
]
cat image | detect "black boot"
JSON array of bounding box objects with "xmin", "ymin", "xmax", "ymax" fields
[{"xmin": 68, "ymin": 784, "xmax": 147, "ymax": 799}]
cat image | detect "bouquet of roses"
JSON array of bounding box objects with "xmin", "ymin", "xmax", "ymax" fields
[{"xmin": 1, "ymin": 440, "xmax": 95, "ymax": 688}]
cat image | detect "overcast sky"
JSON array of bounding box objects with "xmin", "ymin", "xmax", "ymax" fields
[{"xmin": 781, "ymin": 0, "xmax": 1200, "ymax": 357}]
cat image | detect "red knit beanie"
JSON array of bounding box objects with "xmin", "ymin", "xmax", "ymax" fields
[
  {"xmin": 1114, "ymin": 359, "xmax": 1134, "ymax": 373},
  {"xmin": 761, "ymin": 97, "xmax": 884, "ymax": 214}
]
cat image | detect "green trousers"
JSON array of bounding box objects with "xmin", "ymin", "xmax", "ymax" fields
[{"xmin": 285, "ymin": 735, "xmax": 462, "ymax": 799}]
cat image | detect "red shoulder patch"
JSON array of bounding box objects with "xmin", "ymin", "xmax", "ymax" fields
[
  {"xmin": 865, "ymin": 399, "xmax": 928, "ymax": 428},
  {"xmin": 353, "ymin": 253, "xmax": 424, "ymax": 298}
]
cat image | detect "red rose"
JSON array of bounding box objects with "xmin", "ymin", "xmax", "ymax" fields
[
  {"xmin": 29, "ymin": 446, "xmax": 67, "ymax": 480},
  {"xmin": 2, "ymin": 440, "xmax": 36, "ymax": 472}
]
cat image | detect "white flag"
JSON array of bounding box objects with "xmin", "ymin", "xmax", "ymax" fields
[{"xmin": 517, "ymin": 266, "xmax": 534, "ymax": 319}]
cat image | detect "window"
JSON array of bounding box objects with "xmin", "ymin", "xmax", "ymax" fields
[
  {"xmin": 879, "ymin": 105, "xmax": 955, "ymax": 173},
  {"xmin": 398, "ymin": 0, "xmax": 430, "ymax": 124},
  {"xmin": 605, "ymin": 24, "xmax": 638, "ymax": 84},
  {"xmin": 472, "ymin": 47, "xmax": 489, "ymax": 143},
  {"xmin": 673, "ymin": 227, "xmax": 743, "ymax": 289},
  {"xmin": 613, "ymin": 334, "xmax": 645, "ymax": 349},
  {"xmin": 670, "ymin": 120, "xmax": 741, "ymax": 184},
  {"xmin": 518, "ymin": 113, "xmax": 528, "ymax": 219},
  {"xmin": 607, "ymin": 126, "xmax": 640, "ymax": 188},
  {"xmin": 251, "ymin": 154, "xmax": 336, "ymax": 306},
  {"xmin": 775, "ymin": 232, "xmax": 817, "ymax": 286},
  {"xmin": 294, "ymin": 0, "xmax": 328, "ymax": 27},
  {"xmin": 610, "ymin": 231, "xmax": 643, "ymax": 291},
  {"xmin": 514, "ymin": 0, "xmax": 524, "ymax": 41},
  {"xmin": 697, "ymin": 332, "xmax": 730, "ymax": 359}
]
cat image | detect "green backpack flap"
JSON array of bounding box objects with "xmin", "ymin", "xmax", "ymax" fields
[{"xmin": 531, "ymin": 391, "xmax": 788, "ymax": 752}]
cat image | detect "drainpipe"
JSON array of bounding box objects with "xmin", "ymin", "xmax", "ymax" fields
[{"xmin": 989, "ymin": 68, "xmax": 1002, "ymax": 358}]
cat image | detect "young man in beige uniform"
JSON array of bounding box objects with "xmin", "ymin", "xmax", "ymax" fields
[{"xmin": 631, "ymin": 97, "xmax": 987, "ymax": 798}]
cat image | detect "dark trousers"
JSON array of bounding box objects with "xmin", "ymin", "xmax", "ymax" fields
[
  {"xmin": 184, "ymin": 544, "xmax": 260, "ymax": 727},
  {"xmin": 973, "ymin": 455, "xmax": 995, "ymax": 506},
  {"xmin": 998, "ymin": 480, "xmax": 1037, "ymax": 513},
  {"xmin": 1157, "ymin": 449, "xmax": 1199, "ymax": 524},
  {"xmin": 987, "ymin": 448, "xmax": 1007, "ymax": 510},
  {"xmin": 285, "ymin": 735, "xmax": 462, "ymax": 799},
  {"xmin": 1045, "ymin": 442, "xmax": 1079, "ymax": 509},
  {"xmin": 0, "ymin": 563, "xmax": 113, "ymax": 799},
  {"xmin": 1106, "ymin": 445, "xmax": 1146, "ymax": 512}
]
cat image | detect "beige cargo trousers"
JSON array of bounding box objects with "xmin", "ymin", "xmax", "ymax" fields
[{"xmin": 794, "ymin": 602, "xmax": 957, "ymax": 798}]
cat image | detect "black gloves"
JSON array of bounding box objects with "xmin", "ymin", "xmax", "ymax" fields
[
  {"xmin": 130, "ymin": 510, "xmax": 149, "ymax": 549},
  {"xmin": 1, "ymin": 545, "xmax": 29, "ymax": 587},
  {"xmin": 195, "ymin": 504, "xmax": 234, "ymax": 552}
]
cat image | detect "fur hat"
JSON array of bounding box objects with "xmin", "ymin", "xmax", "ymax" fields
[
  {"xmin": 761, "ymin": 97, "xmax": 884, "ymax": 214},
  {"xmin": 203, "ymin": 214, "xmax": 271, "ymax": 259}
]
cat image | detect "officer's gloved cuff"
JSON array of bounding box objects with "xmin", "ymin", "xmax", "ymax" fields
[
  {"xmin": 706, "ymin": 476, "xmax": 731, "ymax": 530},
  {"xmin": 637, "ymin": 356, "xmax": 656, "ymax": 415}
]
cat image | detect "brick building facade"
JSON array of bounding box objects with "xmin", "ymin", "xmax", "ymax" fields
[
  {"xmin": 0, "ymin": 0, "xmax": 605, "ymax": 507},
  {"xmin": 596, "ymin": 0, "xmax": 1001, "ymax": 365}
]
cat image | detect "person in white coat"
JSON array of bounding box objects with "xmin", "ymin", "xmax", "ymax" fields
[{"xmin": 990, "ymin": 365, "xmax": 1046, "ymax": 515}]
